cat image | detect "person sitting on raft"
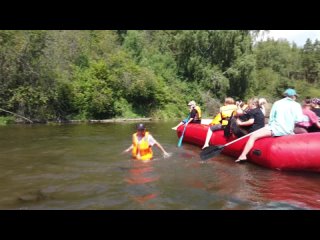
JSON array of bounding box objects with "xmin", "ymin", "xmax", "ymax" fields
[
  {"xmin": 172, "ymin": 100, "xmax": 202, "ymax": 130},
  {"xmin": 294, "ymin": 98, "xmax": 320, "ymax": 133},
  {"xmin": 123, "ymin": 123, "xmax": 170, "ymax": 161},
  {"xmin": 235, "ymin": 88, "xmax": 305, "ymax": 163},
  {"xmin": 230, "ymin": 97, "xmax": 265, "ymax": 138},
  {"xmin": 202, "ymin": 97, "xmax": 237, "ymax": 149},
  {"xmin": 258, "ymin": 98, "xmax": 268, "ymax": 116},
  {"xmin": 311, "ymin": 98, "xmax": 320, "ymax": 119}
]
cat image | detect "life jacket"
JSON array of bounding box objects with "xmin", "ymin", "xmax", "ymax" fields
[
  {"xmin": 195, "ymin": 105, "xmax": 202, "ymax": 120},
  {"xmin": 211, "ymin": 104, "xmax": 237, "ymax": 126},
  {"xmin": 132, "ymin": 132, "xmax": 153, "ymax": 161}
]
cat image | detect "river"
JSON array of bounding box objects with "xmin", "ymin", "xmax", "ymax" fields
[{"xmin": 1, "ymin": 121, "xmax": 320, "ymax": 209}]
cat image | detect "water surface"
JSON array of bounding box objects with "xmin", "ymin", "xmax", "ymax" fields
[{"xmin": 1, "ymin": 121, "xmax": 320, "ymax": 209}]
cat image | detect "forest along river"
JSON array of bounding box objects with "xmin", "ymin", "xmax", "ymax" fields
[{"xmin": 1, "ymin": 121, "xmax": 320, "ymax": 209}]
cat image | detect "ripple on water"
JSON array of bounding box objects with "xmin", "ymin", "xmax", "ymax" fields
[{"xmin": 2, "ymin": 122, "xmax": 320, "ymax": 209}]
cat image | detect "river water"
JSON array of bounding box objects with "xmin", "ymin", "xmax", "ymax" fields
[{"xmin": 1, "ymin": 121, "xmax": 320, "ymax": 210}]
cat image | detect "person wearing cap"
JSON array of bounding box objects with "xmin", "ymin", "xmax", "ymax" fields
[
  {"xmin": 123, "ymin": 123, "xmax": 170, "ymax": 160},
  {"xmin": 235, "ymin": 88, "xmax": 305, "ymax": 163},
  {"xmin": 171, "ymin": 100, "xmax": 202, "ymax": 130},
  {"xmin": 202, "ymin": 97, "xmax": 237, "ymax": 149},
  {"xmin": 294, "ymin": 98, "xmax": 320, "ymax": 133}
]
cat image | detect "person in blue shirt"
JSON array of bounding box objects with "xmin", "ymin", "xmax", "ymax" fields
[{"xmin": 235, "ymin": 88, "xmax": 304, "ymax": 163}]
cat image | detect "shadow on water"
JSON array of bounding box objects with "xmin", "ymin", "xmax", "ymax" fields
[{"xmin": 1, "ymin": 121, "xmax": 320, "ymax": 209}]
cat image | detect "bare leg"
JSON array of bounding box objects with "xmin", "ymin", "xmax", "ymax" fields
[
  {"xmin": 235, "ymin": 126, "xmax": 272, "ymax": 162},
  {"xmin": 172, "ymin": 122, "xmax": 184, "ymax": 130},
  {"xmin": 202, "ymin": 127, "xmax": 213, "ymax": 149},
  {"xmin": 294, "ymin": 126, "xmax": 308, "ymax": 134}
]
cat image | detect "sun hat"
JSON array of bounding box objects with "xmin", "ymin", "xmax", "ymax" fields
[{"xmin": 188, "ymin": 100, "xmax": 196, "ymax": 106}]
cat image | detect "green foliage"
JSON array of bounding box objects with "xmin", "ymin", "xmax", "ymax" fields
[
  {"xmin": 0, "ymin": 116, "xmax": 14, "ymax": 125},
  {"xmin": 8, "ymin": 85, "xmax": 52, "ymax": 121},
  {"xmin": 71, "ymin": 61, "xmax": 115, "ymax": 119},
  {"xmin": 301, "ymin": 38, "xmax": 320, "ymax": 83},
  {"xmin": 1, "ymin": 30, "xmax": 320, "ymax": 123}
]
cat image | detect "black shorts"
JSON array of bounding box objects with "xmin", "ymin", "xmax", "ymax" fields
[{"xmin": 210, "ymin": 124, "xmax": 223, "ymax": 131}]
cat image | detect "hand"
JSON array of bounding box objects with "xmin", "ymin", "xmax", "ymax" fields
[
  {"xmin": 122, "ymin": 149, "xmax": 129, "ymax": 154},
  {"xmin": 163, "ymin": 152, "xmax": 172, "ymax": 158}
]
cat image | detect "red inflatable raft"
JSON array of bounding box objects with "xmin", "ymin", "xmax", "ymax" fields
[{"xmin": 177, "ymin": 123, "xmax": 320, "ymax": 173}]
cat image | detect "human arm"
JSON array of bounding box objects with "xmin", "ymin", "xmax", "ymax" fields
[
  {"xmin": 306, "ymin": 110, "xmax": 320, "ymax": 128},
  {"xmin": 122, "ymin": 144, "xmax": 133, "ymax": 154},
  {"xmin": 236, "ymin": 118, "xmax": 254, "ymax": 126},
  {"xmin": 186, "ymin": 108, "xmax": 197, "ymax": 123},
  {"xmin": 236, "ymin": 109, "xmax": 259, "ymax": 126},
  {"xmin": 268, "ymin": 102, "xmax": 277, "ymax": 124},
  {"xmin": 315, "ymin": 121, "xmax": 320, "ymax": 129},
  {"xmin": 154, "ymin": 142, "xmax": 170, "ymax": 158}
]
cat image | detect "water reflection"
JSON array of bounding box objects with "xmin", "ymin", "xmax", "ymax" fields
[
  {"xmin": 124, "ymin": 160, "xmax": 160, "ymax": 207},
  {"xmin": 182, "ymin": 153, "xmax": 320, "ymax": 209},
  {"xmin": 247, "ymin": 170, "xmax": 320, "ymax": 209},
  {"xmin": 1, "ymin": 122, "xmax": 320, "ymax": 209}
]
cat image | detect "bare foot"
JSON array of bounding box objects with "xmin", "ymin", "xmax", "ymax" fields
[
  {"xmin": 235, "ymin": 158, "xmax": 247, "ymax": 163},
  {"xmin": 163, "ymin": 152, "xmax": 172, "ymax": 158}
]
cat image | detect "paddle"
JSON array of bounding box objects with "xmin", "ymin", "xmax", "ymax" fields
[
  {"xmin": 199, "ymin": 128, "xmax": 264, "ymax": 160},
  {"xmin": 177, "ymin": 114, "xmax": 190, "ymax": 147}
]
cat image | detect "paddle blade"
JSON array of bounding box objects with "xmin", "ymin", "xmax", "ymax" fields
[
  {"xmin": 200, "ymin": 145, "xmax": 224, "ymax": 160},
  {"xmin": 177, "ymin": 135, "xmax": 183, "ymax": 147}
]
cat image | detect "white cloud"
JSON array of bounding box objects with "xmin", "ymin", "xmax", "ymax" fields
[{"xmin": 256, "ymin": 30, "xmax": 320, "ymax": 47}]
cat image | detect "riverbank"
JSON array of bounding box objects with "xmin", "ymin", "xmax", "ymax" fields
[
  {"xmin": 0, "ymin": 117, "xmax": 156, "ymax": 125},
  {"xmin": 78, "ymin": 118, "xmax": 153, "ymax": 123}
]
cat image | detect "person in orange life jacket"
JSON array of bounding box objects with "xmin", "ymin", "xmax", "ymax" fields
[
  {"xmin": 202, "ymin": 97, "xmax": 237, "ymax": 149},
  {"xmin": 294, "ymin": 98, "xmax": 320, "ymax": 133},
  {"xmin": 171, "ymin": 100, "xmax": 202, "ymax": 130},
  {"xmin": 123, "ymin": 123, "xmax": 170, "ymax": 160}
]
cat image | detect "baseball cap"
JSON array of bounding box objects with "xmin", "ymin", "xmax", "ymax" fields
[
  {"xmin": 137, "ymin": 123, "xmax": 146, "ymax": 130},
  {"xmin": 283, "ymin": 88, "xmax": 298, "ymax": 97}
]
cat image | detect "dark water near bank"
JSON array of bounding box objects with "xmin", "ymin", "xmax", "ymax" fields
[{"xmin": 1, "ymin": 121, "xmax": 320, "ymax": 210}]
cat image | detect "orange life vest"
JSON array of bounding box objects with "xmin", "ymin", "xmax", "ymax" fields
[
  {"xmin": 195, "ymin": 106, "xmax": 202, "ymax": 120},
  {"xmin": 211, "ymin": 104, "xmax": 237, "ymax": 126},
  {"xmin": 132, "ymin": 132, "xmax": 153, "ymax": 161}
]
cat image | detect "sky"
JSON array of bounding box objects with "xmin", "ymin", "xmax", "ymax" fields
[{"xmin": 256, "ymin": 30, "xmax": 320, "ymax": 47}]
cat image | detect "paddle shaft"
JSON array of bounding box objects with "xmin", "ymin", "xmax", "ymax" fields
[
  {"xmin": 178, "ymin": 114, "xmax": 190, "ymax": 147},
  {"xmin": 223, "ymin": 126, "xmax": 266, "ymax": 147},
  {"xmin": 199, "ymin": 127, "xmax": 266, "ymax": 160}
]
